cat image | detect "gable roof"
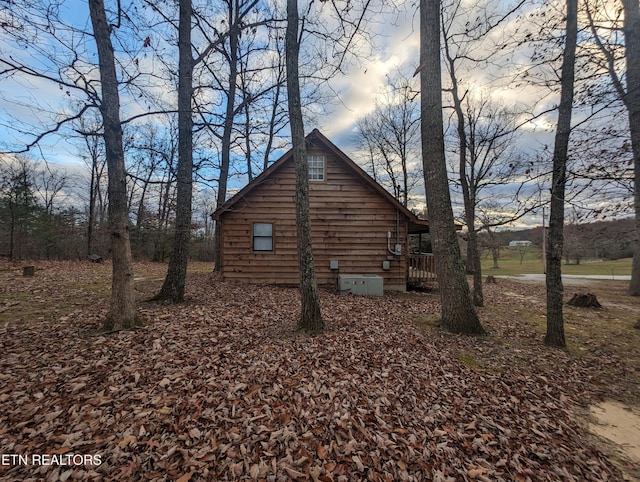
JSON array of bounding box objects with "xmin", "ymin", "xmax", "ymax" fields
[{"xmin": 212, "ymin": 129, "xmax": 429, "ymax": 234}]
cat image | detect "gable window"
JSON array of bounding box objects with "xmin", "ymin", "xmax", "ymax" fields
[
  {"xmin": 308, "ymin": 155, "xmax": 325, "ymax": 181},
  {"xmin": 253, "ymin": 223, "xmax": 273, "ymax": 251}
]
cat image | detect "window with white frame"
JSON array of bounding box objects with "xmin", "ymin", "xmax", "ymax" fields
[
  {"xmin": 252, "ymin": 223, "xmax": 273, "ymax": 251},
  {"xmin": 307, "ymin": 155, "xmax": 325, "ymax": 181}
]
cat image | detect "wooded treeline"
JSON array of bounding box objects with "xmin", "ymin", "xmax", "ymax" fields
[
  {"xmin": 0, "ymin": 152, "xmax": 214, "ymax": 262},
  {"xmin": 485, "ymin": 218, "xmax": 636, "ymax": 263}
]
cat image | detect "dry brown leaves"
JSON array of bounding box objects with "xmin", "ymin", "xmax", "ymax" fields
[{"xmin": 0, "ymin": 262, "xmax": 633, "ymax": 481}]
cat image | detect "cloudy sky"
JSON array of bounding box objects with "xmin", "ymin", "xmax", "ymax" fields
[
  {"xmin": 0, "ymin": 2, "xmax": 428, "ymax": 163},
  {"xmin": 315, "ymin": 7, "xmax": 422, "ymax": 144},
  {"xmin": 0, "ymin": 0, "xmax": 570, "ymax": 229}
]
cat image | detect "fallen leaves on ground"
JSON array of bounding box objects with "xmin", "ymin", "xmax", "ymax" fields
[{"xmin": 0, "ymin": 261, "xmax": 637, "ymax": 481}]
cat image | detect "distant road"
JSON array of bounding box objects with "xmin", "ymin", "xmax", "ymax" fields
[{"xmin": 498, "ymin": 274, "xmax": 631, "ymax": 285}]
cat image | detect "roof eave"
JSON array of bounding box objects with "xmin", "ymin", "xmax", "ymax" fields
[{"xmin": 210, "ymin": 129, "xmax": 431, "ymax": 235}]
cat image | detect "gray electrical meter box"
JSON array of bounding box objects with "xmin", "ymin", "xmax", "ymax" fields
[{"xmin": 338, "ymin": 274, "xmax": 384, "ymax": 296}]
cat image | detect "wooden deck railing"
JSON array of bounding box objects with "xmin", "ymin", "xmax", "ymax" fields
[{"xmin": 407, "ymin": 253, "xmax": 437, "ymax": 285}]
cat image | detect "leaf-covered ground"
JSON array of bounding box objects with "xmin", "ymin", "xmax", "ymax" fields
[{"xmin": 0, "ymin": 261, "xmax": 639, "ymax": 481}]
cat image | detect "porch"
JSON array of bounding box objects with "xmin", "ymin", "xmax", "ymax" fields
[{"xmin": 407, "ymin": 253, "xmax": 437, "ymax": 286}]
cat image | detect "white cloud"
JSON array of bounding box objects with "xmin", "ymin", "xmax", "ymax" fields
[{"xmin": 315, "ymin": 8, "xmax": 420, "ymax": 141}]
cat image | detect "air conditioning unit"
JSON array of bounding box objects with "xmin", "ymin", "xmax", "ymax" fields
[{"xmin": 338, "ymin": 274, "xmax": 384, "ymax": 296}]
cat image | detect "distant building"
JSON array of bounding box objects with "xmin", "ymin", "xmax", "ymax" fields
[{"xmin": 509, "ymin": 240, "xmax": 533, "ymax": 247}]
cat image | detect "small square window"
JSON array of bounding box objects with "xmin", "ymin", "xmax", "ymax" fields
[
  {"xmin": 253, "ymin": 223, "xmax": 273, "ymax": 251},
  {"xmin": 308, "ymin": 155, "xmax": 325, "ymax": 181}
]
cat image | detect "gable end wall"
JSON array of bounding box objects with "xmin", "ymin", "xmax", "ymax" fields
[{"xmin": 219, "ymin": 147, "xmax": 408, "ymax": 290}]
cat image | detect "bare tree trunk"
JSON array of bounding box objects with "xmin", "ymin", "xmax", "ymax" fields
[
  {"xmin": 545, "ymin": 0, "xmax": 577, "ymax": 348},
  {"xmin": 88, "ymin": 161, "xmax": 97, "ymax": 256},
  {"xmin": 264, "ymin": 83, "xmax": 281, "ymax": 171},
  {"xmin": 492, "ymin": 248, "xmax": 499, "ymax": 268},
  {"xmin": 214, "ymin": 3, "xmax": 240, "ymax": 272},
  {"xmin": 8, "ymin": 208, "xmax": 15, "ymax": 261},
  {"xmin": 586, "ymin": 0, "xmax": 640, "ymax": 295},
  {"xmin": 622, "ymin": 0, "xmax": 640, "ymax": 296},
  {"xmin": 442, "ymin": 1, "xmax": 484, "ymax": 306},
  {"xmin": 154, "ymin": 0, "xmax": 193, "ymax": 302},
  {"xmin": 401, "ymin": 136, "xmax": 409, "ymax": 207},
  {"xmin": 286, "ymin": 0, "xmax": 323, "ymax": 332},
  {"xmin": 263, "ymin": 28, "xmax": 286, "ymax": 172},
  {"xmin": 133, "ymin": 169, "xmax": 154, "ymax": 255},
  {"xmin": 467, "ymin": 227, "xmax": 483, "ymax": 306},
  {"xmin": 83, "ymin": 122, "xmax": 106, "ymax": 258},
  {"xmin": 457, "ymin": 103, "xmax": 483, "ymax": 305},
  {"xmin": 444, "ymin": 23, "xmax": 474, "ymax": 279},
  {"xmin": 88, "ymin": 0, "xmax": 140, "ymax": 330},
  {"xmin": 419, "ymin": 0, "xmax": 484, "ymax": 335},
  {"xmin": 244, "ymin": 101, "xmax": 253, "ymax": 181}
]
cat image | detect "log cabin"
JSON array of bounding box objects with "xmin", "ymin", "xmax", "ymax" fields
[{"xmin": 211, "ymin": 129, "xmax": 433, "ymax": 293}]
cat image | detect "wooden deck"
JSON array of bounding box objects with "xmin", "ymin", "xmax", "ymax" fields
[{"xmin": 407, "ymin": 253, "xmax": 437, "ymax": 285}]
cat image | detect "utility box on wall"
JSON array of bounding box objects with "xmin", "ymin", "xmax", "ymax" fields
[{"xmin": 338, "ymin": 274, "xmax": 384, "ymax": 296}]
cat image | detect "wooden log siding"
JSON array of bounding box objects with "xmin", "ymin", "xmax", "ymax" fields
[{"xmin": 219, "ymin": 148, "xmax": 409, "ymax": 289}]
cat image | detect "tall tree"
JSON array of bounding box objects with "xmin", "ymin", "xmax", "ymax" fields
[
  {"xmin": 620, "ymin": 0, "xmax": 640, "ymax": 297},
  {"xmin": 285, "ymin": 0, "xmax": 323, "ymax": 332},
  {"xmin": 440, "ymin": 0, "xmax": 528, "ymax": 308},
  {"xmin": 88, "ymin": 0, "xmax": 140, "ymax": 330},
  {"xmin": 583, "ymin": 0, "xmax": 639, "ymax": 295},
  {"xmin": 183, "ymin": 0, "xmax": 282, "ymax": 270},
  {"xmin": 262, "ymin": 35, "xmax": 288, "ymax": 172},
  {"xmin": 355, "ymin": 72, "xmax": 421, "ymax": 207},
  {"xmin": 73, "ymin": 114, "xmax": 108, "ymax": 258},
  {"xmin": 153, "ymin": 0, "xmax": 194, "ymax": 302},
  {"xmin": 81, "ymin": 128, "xmax": 107, "ymax": 258},
  {"xmin": 545, "ymin": 0, "xmax": 577, "ymax": 348},
  {"xmin": 454, "ymin": 97, "xmax": 526, "ymax": 306},
  {"xmin": 419, "ymin": 0, "xmax": 485, "ymax": 335},
  {"xmin": 34, "ymin": 161, "xmax": 68, "ymax": 217},
  {"xmin": 0, "ymin": 158, "xmax": 39, "ymax": 260},
  {"xmin": 213, "ymin": 0, "xmax": 243, "ymax": 271}
]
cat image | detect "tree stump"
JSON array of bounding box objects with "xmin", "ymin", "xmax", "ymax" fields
[
  {"xmin": 486, "ymin": 275, "xmax": 497, "ymax": 284},
  {"xmin": 88, "ymin": 254, "xmax": 104, "ymax": 263},
  {"xmin": 23, "ymin": 266, "xmax": 35, "ymax": 277},
  {"xmin": 567, "ymin": 293, "xmax": 602, "ymax": 308}
]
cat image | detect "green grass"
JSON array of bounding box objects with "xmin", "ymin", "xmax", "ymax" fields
[
  {"xmin": 481, "ymin": 247, "xmax": 632, "ymax": 277},
  {"xmin": 458, "ymin": 353, "xmax": 482, "ymax": 369}
]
